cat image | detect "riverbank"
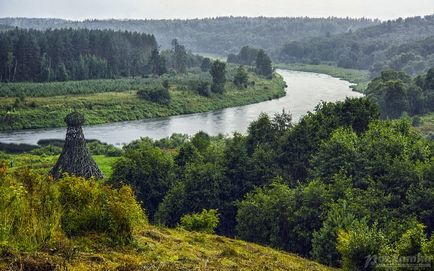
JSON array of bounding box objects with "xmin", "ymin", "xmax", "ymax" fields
[
  {"xmin": 275, "ymin": 63, "xmax": 371, "ymax": 93},
  {"xmin": 0, "ymin": 72, "xmax": 286, "ymax": 131}
]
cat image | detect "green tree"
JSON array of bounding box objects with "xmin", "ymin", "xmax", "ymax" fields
[
  {"xmin": 172, "ymin": 39, "xmax": 187, "ymax": 73},
  {"xmin": 255, "ymin": 49, "xmax": 273, "ymax": 79},
  {"xmin": 110, "ymin": 141, "xmax": 174, "ymax": 219},
  {"xmin": 149, "ymin": 49, "xmax": 167, "ymax": 76},
  {"xmin": 210, "ymin": 60, "xmax": 226, "ymax": 94},
  {"xmin": 200, "ymin": 57, "xmax": 212, "ymax": 72},
  {"xmin": 337, "ymin": 222, "xmax": 384, "ymax": 271},
  {"xmin": 233, "ymin": 65, "xmax": 249, "ymax": 88},
  {"xmin": 311, "ymin": 200, "xmax": 356, "ymax": 267}
]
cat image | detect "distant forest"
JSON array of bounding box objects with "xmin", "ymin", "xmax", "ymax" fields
[
  {"xmin": 0, "ymin": 28, "xmax": 158, "ymax": 82},
  {"xmin": 0, "ymin": 17, "xmax": 377, "ymax": 55},
  {"xmin": 1, "ymin": 15, "xmax": 434, "ymax": 76},
  {"xmin": 0, "ymin": 28, "xmax": 208, "ymax": 82},
  {"xmin": 278, "ymin": 15, "xmax": 434, "ymax": 75}
]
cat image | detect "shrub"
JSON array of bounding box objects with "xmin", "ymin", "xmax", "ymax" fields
[
  {"xmin": 179, "ymin": 209, "xmax": 219, "ymax": 233},
  {"xmin": 0, "ymin": 168, "xmax": 147, "ymax": 250},
  {"xmin": 30, "ymin": 145, "xmax": 62, "ymax": 156},
  {"xmin": 58, "ymin": 175, "xmax": 147, "ymax": 245},
  {"xmin": 87, "ymin": 141, "xmax": 123, "ymax": 157},
  {"xmin": 137, "ymin": 84, "xmax": 171, "ymax": 104},
  {"xmin": 188, "ymin": 79, "xmax": 211, "ymax": 97},
  {"xmin": 337, "ymin": 222, "xmax": 384, "ymax": 271}
]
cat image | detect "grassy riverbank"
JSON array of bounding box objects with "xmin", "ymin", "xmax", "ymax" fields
[
  {"xmin": 276, "ymin": 63, "xmax": 371, "ymax": 92},
  {"xmin": 0, "ymin": 71, "xmax": 286, "ymax": 131}
]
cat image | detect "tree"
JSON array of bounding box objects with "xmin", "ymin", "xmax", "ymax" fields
[
  {"xmin": 149, "ymin": 49, "xmax": 167, "ymax": 76},
  {"xmin": 233, "ymin": 65, "xmax": 249, "ymax": 88},
  {"xmin": 255, "ymin": 49, "xmax": 273, "ymax": 79},
  {"xmin": 210, "ymin": 60, "xmax": 226, "ymax": 94},
  {"xmin": 191, "ymin": 131, "xmax": 211, "ymax": 153},
  {"xmin": 172, "ymin": 39, "xmax": 187, "ymax": 73},
  {"xmin": 109, "ymin": 140, "xmax": 174, "ymax": 219},
  {"xmin": 337, "ymin": 222, "xmax": 384, "ymax": 271},
  {"xmin": 200, "ymin": 58, "xmax": 212, "ymax": 72},
  {"xmin": 311, "ymin": 200, "xmax": 356, "ymax": 267}
]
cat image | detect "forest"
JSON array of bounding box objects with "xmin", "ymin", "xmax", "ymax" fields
[
  {"xmin": 366, "ymin": 68, "xmax": 434, "ymax": 118},
  {"xmin": 0, "ymin": 17, "xmax": 378, "ymax": 55},
  {"xmin": 0, "ymin": 28, "xmax": 158, "ymax": 82},
  {"xmin": 278, "ymin": 15, "xmax": 434, "ymax": 75},
  {"xmin": 1, "ymin": 97, "xmax": 433, "ymax": 270}
]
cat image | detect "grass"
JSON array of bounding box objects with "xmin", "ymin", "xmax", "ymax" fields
[
  {"xmin": 0, "ymin": 72, "xmax": 286, "ymax": 131},
  {"xmin": 2, "ymin": 153, "xmax": 119, "ymax": 178},
  {"xmin": 276, "ymin": 63, "xmax": 371, "ymax": 93},
  {"xmin": 0, "ymin": 223, "xmax": 337, "ymax": 271}
]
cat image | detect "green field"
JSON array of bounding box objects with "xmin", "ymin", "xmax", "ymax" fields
[
  {"xmin": 0, "ymin": 71, "xmax": 286, "ymax": 131},
  {"xmin": 2, "ymin": 152, "xmax": 119, "ymax": 178},
  {"xmin": 276, "ymin": 63, "xmax": 371, "ymax": 93}
]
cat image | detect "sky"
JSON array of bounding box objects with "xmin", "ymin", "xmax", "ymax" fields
[{"xmin": 0, "ymin": 0, "xmax": 434, "ymax": 20}]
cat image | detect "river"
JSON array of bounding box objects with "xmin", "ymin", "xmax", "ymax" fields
[{"xmin": 0, "ymin": 69, "xmax": 363, "ymax": 146}]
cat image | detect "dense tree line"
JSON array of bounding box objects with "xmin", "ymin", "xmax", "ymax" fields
[
  {"xmin": 108, "ymin": 97, "xmax": 434, "ymax": 269},
  {"xmin": 366, "ymin": 68, "xmax": 434, "ymax": 118},
  {"xmin": 278, "ymin": 15, "xmax": 434, "ymax": 75},
  {"xmin": 0, "ymin": 17, "xmax": 378, "ymax": 55},
  {"xmin": 107, "ymin": 98, "xmax": 434, "ymax": 270},
  {"xmin": 0, "ymin": 28, "xmax": 158, "ymax": 82},
  {"xmin": 228, "ymin": 46, "xmax": 273, "ymax": 79}
]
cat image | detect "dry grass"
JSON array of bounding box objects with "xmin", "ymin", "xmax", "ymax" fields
[{"xmin": 0, "ymin": 224, "xmax": 337, "ymax": 271}]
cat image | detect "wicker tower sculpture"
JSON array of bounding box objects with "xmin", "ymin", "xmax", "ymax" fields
[{"xmin": 51, "ymin": 112, "xmax": 104, "ymax": 180}]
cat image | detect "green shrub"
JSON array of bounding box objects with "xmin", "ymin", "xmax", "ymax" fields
[
  {"xmin": 0, "ymin": 168, "xmax": 147, "ymax": 250},
  {"xmin": 30, "ymin": 145, "xmax": 62, "ymax": 156},
  {"xmin": 137, "ymin": 84, "xmax": 171, "ymax": 104},
  {"xmin": 0, "ymin": 170, "xmax": 62, "ymax": 251},
  {"xmin": 179, "ymin": 209, "xmax": 219, "ymax": 233},
  {"xmin": 337, "ymin": 222, "xmax": 384, "ymax": 271},
  {"xmin": 58, "ymin": 175, "xmax": 147, "ymax": 245}
]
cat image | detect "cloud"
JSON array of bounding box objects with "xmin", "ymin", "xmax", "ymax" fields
[{"xmin": 0, "ymin": 0, "xmax": 433, "ymax": 20}]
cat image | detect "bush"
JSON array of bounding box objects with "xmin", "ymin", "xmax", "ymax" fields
[
  {"xmin": 0, "ymin": 168, "xmax": 147, "ymax": 250},
  {"xmin": 87, "ymin": 141, "xmax": 123, "ymax": 157},
  {"xmin": 58, "ymin": 175, "xmax": 147, "ymax": 245},
  {"xmin": 337, "ymin": 222, "xmax": 384, "ymax": 271},
  {"xmin": 179, "ymin": 209, "xmax": 219, "ymax": 233},
  {"xmin": 0, "ymin": 142, "xmax": 39, "ymax": 154},
  {"xmin": 30, "ymin": 145, "xmax": 62, "ymax": 156},
  {"xmin": 137, "ymin": 84, "xmax": 171, "ymax": 104},
  {"xmin": 188, "ymin": 79, "xmax": 211, "ymax": 97}
]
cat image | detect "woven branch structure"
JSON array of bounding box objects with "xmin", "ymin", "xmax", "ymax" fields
[{"xmin": 50, "ymin": 112, "xmax": 104, "ymax": 180}]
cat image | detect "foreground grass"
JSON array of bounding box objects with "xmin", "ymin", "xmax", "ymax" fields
[
  {"xmin": 2, "ymin": 153, "xmax": 118, "ymax": 177},
  {"xmin": 0, "ymin": 72, "xmax": 285, "ymax": 131},
  {"xmin": 276, "ymin": 63, "xmax": 371, "ymax": 92},
  {"xmin": 0, "ymin": 224, "xmax": 336, "ymax": 271}
]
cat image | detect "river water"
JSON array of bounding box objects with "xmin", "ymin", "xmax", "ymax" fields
[{"xmin": 0, "ymin": 70, "xmax": 363, "ymax": 146}]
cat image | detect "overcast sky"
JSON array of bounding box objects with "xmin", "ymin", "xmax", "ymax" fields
[{"xmin": 0, "ymin": 0, "xmax": 433, "ymax": 20}]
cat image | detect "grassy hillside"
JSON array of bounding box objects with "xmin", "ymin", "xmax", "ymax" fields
[
  {"xmin": 0, "ymin": 223, "xmax": 336, "ymax": 271},
  {"xmin": 0, "ymin": 71, "xmax": 286, "ymax": 131}
]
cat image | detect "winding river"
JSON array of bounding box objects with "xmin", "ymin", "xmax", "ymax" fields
[{"xmin": 0, "ymin": 70, "xmax": 363, "ymax": 146}]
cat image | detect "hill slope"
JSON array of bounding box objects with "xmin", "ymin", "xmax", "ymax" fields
[
  {"xmin": 278, "ymin": 14, "xmax": 434, "ymax": 74},
  {"xmin": 0, "ymin": 223, "xmax": 336, "ymax": 271}
]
